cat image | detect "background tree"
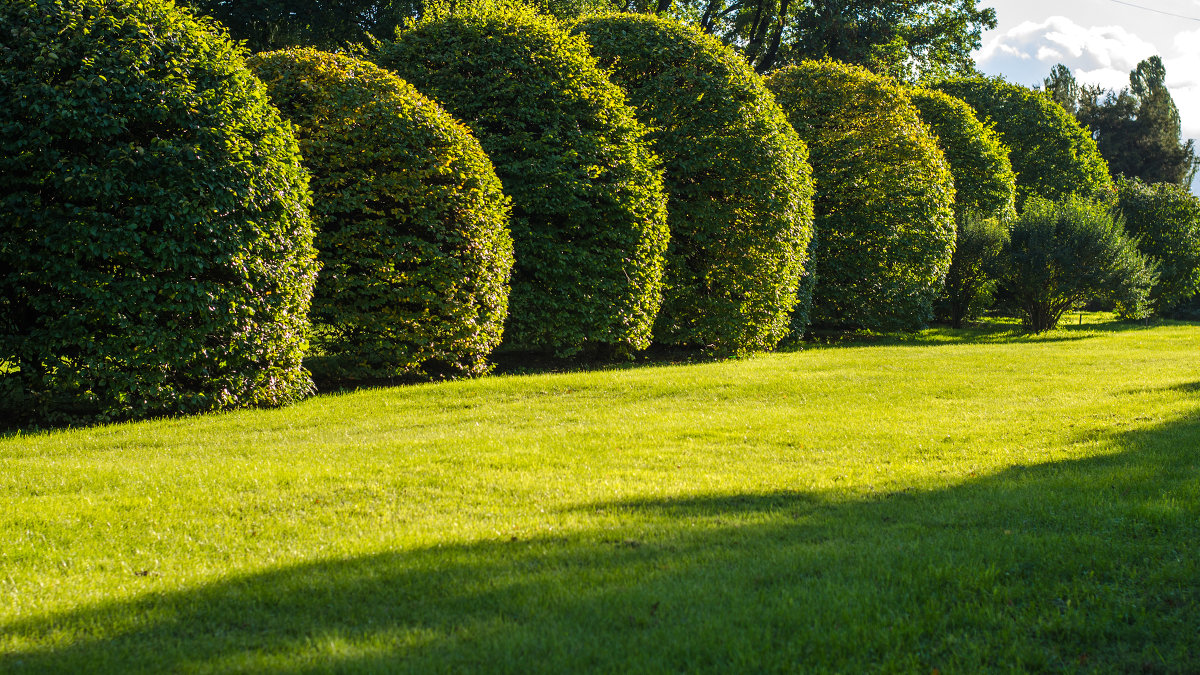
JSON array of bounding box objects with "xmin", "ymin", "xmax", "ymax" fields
[
  {"xmin": 182, "ymin": 0, "xmax": 420, "ymax": 51},
  {"xmin": 1041, "ymin": 63, "xmax": 1079, "ymax": 115},
  {"xmin": 1006, "ymin": 197, "xmax": 1156, "ymax": 332},
  {"xmin": 1057, "ymin": 58, "xmax": 1200, "ymax": 189},
  {"xmin": 663, "ymin": 0, "xmax": 996, "ymax": 77},
  {"xmin": 1114, "ymin": 177, "xmax": 1200, "ymax": 315}
]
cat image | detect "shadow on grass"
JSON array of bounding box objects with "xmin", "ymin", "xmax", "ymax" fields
[{"xmin": 4, "ymin": 412, "xmax": 1199, "ymax": 672}]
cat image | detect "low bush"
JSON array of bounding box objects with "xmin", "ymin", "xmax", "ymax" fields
[
  {"xmin": 1114, "ymin": 177, "xmax": 1200, "ymax": 315},
  {"xmin": 766, "ymin": 60, "xmax": 956, "ymax": 331},
  {"xmin": 573, "ymin": 14, "xmax": 814, "ymax": 353},
  {"xmin": 936, "ymin": 213, "xmax": 1009, "ymax": 328},
  {"xmin": 1007, "ymin": 197, "xmax": 1156, "ymax": 332},
  {"xmin": 374, "ymin": 2, "xmax": 669, "ymax": 356},
  {"xmin": 0, "ymin": 0, "xmax": 318, "ymax": 425},
  {"xmin": 249, "ymin": 49, "xmax": 514, "ymax": 381},
  {"xmin": 933, "ymin": 77, "xmax": 1112, "ymax": 209}
]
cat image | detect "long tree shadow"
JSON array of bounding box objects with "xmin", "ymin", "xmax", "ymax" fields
[{"xmin": 3, "ymin": 413, "xmax": 1199, "ymax": 672}]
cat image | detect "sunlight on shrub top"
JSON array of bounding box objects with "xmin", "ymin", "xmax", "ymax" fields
[
  {"xmin": 909, "ymin": 87, "xmax": 1016, "ymax": 223},
  {"xmin": 374, "ymin": 1, "xmax": 669, "ymax": 357},
  {"xmin": 933, "ymin": 77, "xmax": 1112, "ymax": 209},
  {"xmin": 0, "ymin": 0, "xmax": 318, "ymax": 424},
  {"xmin": 574, "ymin": 14, "xmax": 815, "ymax": 354},
  {"xmin": 249, "ymin": 49, "xmax": 514, "ymax": 382},
  {"xmin": 767, "ymin": 60, "xmax": 956, "ymax": 332}
]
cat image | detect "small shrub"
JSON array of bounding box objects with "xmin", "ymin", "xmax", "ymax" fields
[
  {"xmin": 1114, "ymin": 177, "xmax": 1200, "ymax": 314},
  {"xmin": 936, "ymin": 213, "xmax": 1010, "ymax": 328},
  {"xmin": 1007, "ymin": 197, "xmax": 1157, "ymax": 332},
  {"xmin": 249, "ymin": 49, "xmax": 514, "ymax": 381},
  {"xmin": 0, "ymin": 0, "xmax": 318, "ymax": 425},
  {"xmin": 374, "ymin": 2, "xmax": 669, "ymax": 356},
  {"xmin": 909, "ymin": 87, "xmax": 1017, "ymax": 222},
  {"xmin": 573, "ymin": 14, "xmax": 814, "ymax": 353},
  {"xmin": 766, "ymin": 60, "xmax": 956, "ymax": 332},
  {"xmin": 933, "ymin": 77, "xmax": 1112, "ymax": 209}
]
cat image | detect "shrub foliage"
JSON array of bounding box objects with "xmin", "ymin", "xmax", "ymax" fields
[
  {"xmin": 910, "ymin": 87, "xmax": 1016, "ymax": 222},
  {"xmin": 249, "ymin": 49, "xmax": 514, "ymax": 381},
  {"xmin": 936, "ymin": 213, "xmax": 1009, "ymax": 328},
  {"xmin": 1007, "ymin": 197, "xmax": 1156, "ymax": 332},
  {"xmin": 0, "ymin": 0, "xmax": 318, "ymax": 425},
  {"xmin": 573, "ymin": 14, "xmax": 815, "ymax": 353},
  {"xmin": 933, "ymin": 77, "xmax": 1112, "ymax": 208},
  {"xmin": 374, "ymin": 2, "xmax": 669, "ymax": 356},
  {"xmin": 1114, "ymin": 177, "xmax": 1200, "ymax": 314},
  {"xmin": 766, "ymin": 60, "xmax": 956, "ymax": 331}
]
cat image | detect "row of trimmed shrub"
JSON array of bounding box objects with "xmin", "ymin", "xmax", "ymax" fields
[{"xmin": 1, "ymin": 0, "xmax": 1131, "ymax": 425}]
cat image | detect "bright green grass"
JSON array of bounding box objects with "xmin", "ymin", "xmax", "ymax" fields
[{"xmin": 2, "ymin": 316, "xmax": 1198, "ymax": 673}]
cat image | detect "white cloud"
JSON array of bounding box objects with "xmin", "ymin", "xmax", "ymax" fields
[{"xmin": 976, "ymin": 16, "xmax": 1157, "ymax": 86}]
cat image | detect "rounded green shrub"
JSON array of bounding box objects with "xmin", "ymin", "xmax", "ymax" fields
[
  {"xmin": 932, "ymin": 77, "xmax": 1112, "ymax": 209},
  {"xmin": 766, "ymin": 60, "xmax": 956, "ymax": 331},
  {"xmin": 0, "ymin": 0, "xmax": 318, "ymax": 425},
  {"xmin": 373, "ymin": 2, "xmax": 669, "ymax": 356},
  {"xmin": 249, "ymin": 49, "xmax": 514, "ymax": 381},
  {"xmin": 1114, "ymin": 177, "xmax": 1200, "ymax": 314},
  {"xmin": 936, "ymin": 212, "xmax": 1010, "ymax": 328},
  {"xmin": 1008, "ymin": 196, "xmax": 1156, "ymax": 331},
  {"xmin": 909, "ymin": 87, "xmax": 1017, "ymax": 222},
  {"xmin": 572, "ymin": 14, "xmax": 815, "ymax": 354}
]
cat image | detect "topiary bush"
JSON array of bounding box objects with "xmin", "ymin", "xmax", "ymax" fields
[
  {"xmin": 373, "ymin": 2, "xmax": 669, "ymax": 356},
  {"xmin": 1114, "ymin": 177, "xmax": 1200, "ymax": 315},
  {"xmin": 0, "ymin": 0, "xmax": 319, "ymax": 425},
  {"xmin": 909, "ymin": 87, "xmax": 1016, "ymax": 222},
  {"xmin": 932, "ymin": 77, "xmax": 1112, "ymax": 209},
  {"xmin": 572, "ymin": 14, "xmax": 815, "ymax": 354},
  {"xmin": 766, "ymin": 60, "xmax": 956, "ymax": 332},
  {"xmin": 1008, "ymin": 196, "xmax": 1156, "ymax": 332},
  {"xmin": 249, "ymin": 49, "xmax": 514, "ymax": 382}
]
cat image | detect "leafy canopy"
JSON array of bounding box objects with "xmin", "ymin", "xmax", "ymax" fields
[{"xmin": 1114, "ymin": 177, "xmax": 1200, "ymax": 314}]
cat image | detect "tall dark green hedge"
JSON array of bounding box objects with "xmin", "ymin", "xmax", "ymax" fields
[
  {"xmin": 374, "ymin": 2, "xmax": 669, "ymax": 356},
  {"xmin": 910, "ymin": 87, "xmax": 1016, "ymax": 222},
  {"xmin": 249, "ymin": 49, "xmax": 513, "ymax": 381},
  {"xmin": 0, "ymin": 0, "xmax": 319, "ymax": 425},
  {"xmin": 572, "ymin": 14, "xmax": 815, "ymax": 354},
  {"xmin": 766, "ymin": 60, "xmax": 956, "ymax": 331},
  {"xmin": 1114, "ymin": 177, "xmax": 1200, "ymax": 314},
  {"xmin": 933, "ymin": 77, "xmax": 1112, "ymax": 209}
]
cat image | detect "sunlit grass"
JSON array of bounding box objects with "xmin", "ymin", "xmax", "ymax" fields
[{"xmin": 2, "ymin": 315, "xmax": 1198, "ymax": 672}]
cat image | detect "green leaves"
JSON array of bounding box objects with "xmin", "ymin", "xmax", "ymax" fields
[
  {"xmin": 0, "ymin": 0, "xmax": 318, "ymax": 424},
  {"xmin": 574, "ymin": 14, "xmax": 814, "ymax": 354},
  {"xmin": 375, "ymin": 2, "xmax": 669, "ymax": 356},
  {"xmin": 249, "ymin": 49, "xmax": 514, "ymax": 382},
  {"xmin": 933, "ymin": 77, "xmax": 1112, "ymax": 210},
  {"xmin": 767, "ymin": 60, "xmax": 956, "ymax": 332},
  {"xmin": 1007, "ymin": 196, "xmax": 1157, "ymax": 332},
  {"xmin": 1114, "ymin": 177, "xmax": 1200, "ymax": 315}
]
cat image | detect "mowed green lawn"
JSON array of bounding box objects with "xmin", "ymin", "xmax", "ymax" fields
[{"xmin": 2, "ymin": 316, "xmax": 1198, "ymax": 673}]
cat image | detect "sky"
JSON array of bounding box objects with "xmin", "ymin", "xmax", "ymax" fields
[{"xmin": 972, "ymin": 0, "xmax": 1200, "ymax": 192}]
